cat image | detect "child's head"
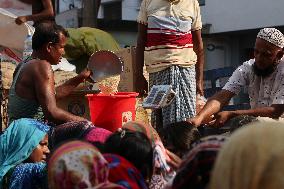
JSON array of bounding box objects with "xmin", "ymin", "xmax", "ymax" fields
[
  {"xmin": 162, "ymin": 121, "xmax": 201, "ymax": 157},
  {"xmin": 104, "ymin": 129, "xmax": 153, "ymax": 181}
]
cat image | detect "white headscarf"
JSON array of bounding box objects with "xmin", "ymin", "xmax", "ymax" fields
[{"xmin": 210, "ymin": 122, "xmax": 284, "ymax": 189}]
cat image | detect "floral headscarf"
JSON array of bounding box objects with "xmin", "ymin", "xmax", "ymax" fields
[
  {"xmin": 104, "ymin": 154, "xmax": 148, "ymax": 189},
  {"xmin": 51, "ymin": 121, "xmax": 93, "ymax": 148},
  {"xmin": 48, "ymin": 140, "xmax": 125, "ymax": 189},
  {"xmin": 84, "ymin": 127, "xmax": 112, "ymax": 144},
  {"xmin": 51, "ymin": 121, "xmax": 112, "ymax": 148}
]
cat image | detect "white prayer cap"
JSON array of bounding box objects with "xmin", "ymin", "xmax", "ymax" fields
[{"xmin": 257, "ymin": 28, "xmax": 284, "ymax": 48}]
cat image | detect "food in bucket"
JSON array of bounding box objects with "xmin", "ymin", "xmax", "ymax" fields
[{"xmin": 97, "ymin": 75, "xmax": 120, "ymax": 94}]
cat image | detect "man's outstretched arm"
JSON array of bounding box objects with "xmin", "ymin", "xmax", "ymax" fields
[
  {"xmin": 55, "ymin": 69, "xmax": 91, "ymax": 100},
  {"xmin": 213, "ymin": 104, "xmax": 284, "ymax": 127},
  {"xmin": 188, "ymin": 89, "xmax": 235, "ymax": 127}
]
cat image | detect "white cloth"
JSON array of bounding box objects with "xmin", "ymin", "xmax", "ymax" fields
[
  {"xmin": 51, "ymin": 57, "xmax": 76, "ymax": 72},
  {"xmin": 223, "ymin": 59, "xmax": 284, "ymax": 109}
]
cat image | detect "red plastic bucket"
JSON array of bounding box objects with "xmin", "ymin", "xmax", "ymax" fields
[{"xmin": 86, "ymin": 92, "xmax": 139, "ymax": 132}]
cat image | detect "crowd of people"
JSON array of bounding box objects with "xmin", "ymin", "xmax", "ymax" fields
[
  {"xmin": 2, "ymin": 0, "xmax": 284, "ymax": 188},
  {"xmin": 3, "ymin": 115, "xmax": 284, "ymax": 189}
]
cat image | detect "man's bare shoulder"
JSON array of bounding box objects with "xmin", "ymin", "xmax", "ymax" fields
[{"xmin": 28, "ymin": 59, "xmax": 54, "ymax": 79}]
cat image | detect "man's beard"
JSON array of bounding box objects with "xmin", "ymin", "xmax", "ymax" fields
[{"xmin": 253, "ymin": 62, "xmax": 276, "ymax": 78}]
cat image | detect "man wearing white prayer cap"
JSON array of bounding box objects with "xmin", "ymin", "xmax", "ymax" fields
[{"xmin": 188, "ymin": 28, "xmax": 284, "ymax": 127}]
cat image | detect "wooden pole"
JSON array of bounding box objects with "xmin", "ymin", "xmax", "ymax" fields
[{"xmin": 82, "ymin": 0, "xmax": 97, "ymax": 27}]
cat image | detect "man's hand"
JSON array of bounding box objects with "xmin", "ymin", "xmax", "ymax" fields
[
  {"xmin": 166, "ymin": 149, "xmax": 182, "ymax": 170},
  {"xmin": 15, "ymin": 16, "xmax": 28, "ymax": 25},
  {"xmin": 212, "ymin": 111, "xmax": 235, "ymax": 127},
  {"xmin": 187, "ymin": 116, "xmax": 203, "ymax": 127},
  {"xmin": 135, "ymin": 75, "xmax": 148, "ymax": 97},
  {"xmin": 79, "ymin": 68, "xmax": 93, "ymax": 82}
]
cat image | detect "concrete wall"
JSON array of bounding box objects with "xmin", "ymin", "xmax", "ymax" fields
[
  {"xmin": 201, "ymin": 0, "xmax": 284, "ymax": 33},
  {"xmin": 58, "ymin": 0, "xmax": 82, "ymax": 13},
  {"xmin": 99, "ymin": 0, "xmax": 141, "ymax": 20},
  {"xmin": 203, "ymin": 37, "xmax": 233, "ymax": 70},
  {"xmin": 121, "ymin": 0, "xmax": 141, "ymax": 20},
  {"xmin": 56, "ymin": 8, "xmax": 79, "ymax": 28},
  {"xmin": 203, "ymin": 34, "xmax": 259, "ymax": 71}
]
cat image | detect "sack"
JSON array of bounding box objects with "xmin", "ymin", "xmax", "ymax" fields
[{"xmin": 0, "ymin": 8, "xmax": 34, "ymax": 53}]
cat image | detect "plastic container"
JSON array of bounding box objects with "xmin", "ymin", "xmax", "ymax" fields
[
  {"xmin": 23, "ymin": 34, "xmax": 33, "ymax": 61},
  {"xmin": 86, "ymin": 92, "xmax": 139, "ymax": 132}
]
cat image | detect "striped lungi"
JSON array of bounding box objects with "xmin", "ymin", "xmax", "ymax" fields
[{"xmin": 149, "ymin": 65, "xmax": 196, "ymax": 131}]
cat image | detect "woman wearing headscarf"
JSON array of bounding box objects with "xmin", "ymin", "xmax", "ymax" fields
[
  {"xmin": 104, "ymin": 129, "xmax": 154, "ymax": 183},
  {"xmin": 50, "ymin": 121, "xmax": 112, "ymax": 150},
  {"xmin": 210, "ymin": 122, "xmax": 284, "ymax": 189},
  {"xmin": 0, "ymin": 118, "xmax": 50, "ymax": 189},
  {"xmin": 122, "ymin": 121, "xmax": 161, "ymax": 144},
  {"xmin": 104, "ymin": 154, "xmax": 149, "ymax": 189},
  {"xmin": 161, "ymin": 121, "xmax": 201, "ymax": 158},
  {"xmin": 48, "ymin": 140, "xmax": 125, "ymax": 189},
  {"xmin": 172, "ymin": 135, "xmax": 227, "ymax": 189},
  {"xmin": 123, "ymin": 121, "xmax": 170, "ymax": 170},
  {"xmin": 122, "ymin": 121, "xmax": 181, "ymax": 189}
]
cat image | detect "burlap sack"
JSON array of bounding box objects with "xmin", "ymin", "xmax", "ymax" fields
[{"xmin": 1, "ymin": 62, "xmax": 16, "ymax": 89}]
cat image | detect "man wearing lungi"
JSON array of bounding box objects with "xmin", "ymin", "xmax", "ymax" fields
[{"xmin": 135, "ymin": 0, "xmax": 204, "ymax": 131}]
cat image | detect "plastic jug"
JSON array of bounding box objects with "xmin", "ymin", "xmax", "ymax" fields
[{"xmin": 23, "ymin": 34, "xmax": 33, "ymax": 61}]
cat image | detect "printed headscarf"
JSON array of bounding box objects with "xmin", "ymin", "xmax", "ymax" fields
[
  {"xmin": 0, "ymin": 118, "xmax": 49, "ymax": 185},
  {"xmin": 104, "ymin": 154, "xmax": 148, "ymax": 189},
  {"xmin": 210, "ymin": 122, "xmax": 284, "ymax": 189},
  {"xmin": 84, "ymin": 127, "xmax": 112, "ymax": 144},
  {"xmin": 48, "ymin": 140, "xmax": 125, "ymax": 189},
  {"xmin": 51, "ymin": 121, "xmax": 112, "ymax": 148},
  {"xmin": 173, "ymin": 135, "xmax": 227, "ymax": 189},
  {"xmin": 122, "ymin": 121, "xmax": 160, "ymax": 145},
  {"xmin": 51, "ymin": 121, "xmax": 93, "ymax": 148}
]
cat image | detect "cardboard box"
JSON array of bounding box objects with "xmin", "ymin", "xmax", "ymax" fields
[
  {"xmin": 115, "ymin": 46, "xmax": 149, "ymax": 92},
  {"xmin": 115, "ymin": 47, "xmax": 136, "ymax": 92},
  {"xmin": 54, "ymin": 71, "xmax": 95, "ymax": 120},
  {"xmin": 56, "ymin": 90, "xmax": 92, "ymax": 120},
  {"xmin": 54, "ymin": 70, "xmax": 78, "ymax": 87}
]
